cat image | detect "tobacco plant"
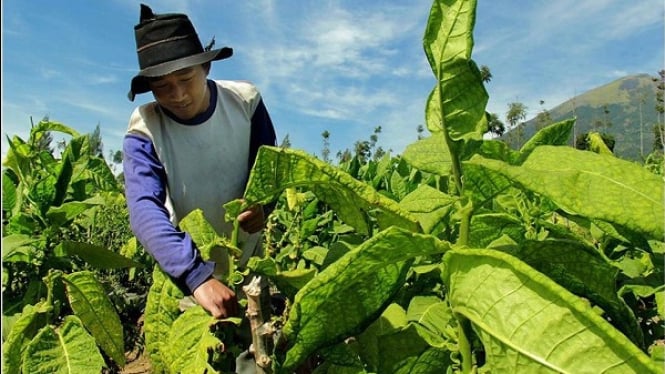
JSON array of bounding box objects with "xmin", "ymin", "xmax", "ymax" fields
[
  {"xmin": 2, "ymin": 121, "xmax": 140, "ymax": 373},
  {"xmin": 141, "ymin": 0, "xmax": 663, "ymax": 373}
]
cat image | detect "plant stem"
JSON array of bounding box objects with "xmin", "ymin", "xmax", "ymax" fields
[
  {"xmin": 457, "ymin": 200, "xmax": 473, "ymax": 247},
  {"xmin": 457, "ymin": 317, "xmax": 474, "ymax": 374},
  {"xmin": 243, "ymin": 276, "xmax": 273, "ymax": 374},
  {"xmin": 229, "ymin": 218, "xmax": 240, "ymax": 283}
]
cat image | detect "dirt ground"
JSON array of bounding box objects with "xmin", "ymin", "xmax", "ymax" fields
[{"xmin": 121, "ymin": 352, "xmax": 152, "ymax": 374}]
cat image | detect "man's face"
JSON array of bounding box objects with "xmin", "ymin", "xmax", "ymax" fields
[{"xmin": 148, "ymin": 65, "xmax": 209, "ymax": 120}]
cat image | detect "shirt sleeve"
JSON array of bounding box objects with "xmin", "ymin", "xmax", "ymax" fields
[
  {"xmin": 248, "ymin": 99, "xmax": 278, "ymax": 216},
  {"xmin": 123, "ymin": 134, "xmax": 214, "ymax": 294}
]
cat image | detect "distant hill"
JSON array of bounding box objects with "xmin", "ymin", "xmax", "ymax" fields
[{"xmin": 501, "ymin": 73, "xmax": 661, "ymax": 161}]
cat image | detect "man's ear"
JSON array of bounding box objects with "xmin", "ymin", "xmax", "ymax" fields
[{"xmin": 203, "ymin": 62, "xmax": 212, "ymax": 75}]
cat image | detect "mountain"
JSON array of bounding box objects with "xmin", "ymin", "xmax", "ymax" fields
[{"xmin": 501, "ymin": 73, "xmax": 661, "ymax": 161}]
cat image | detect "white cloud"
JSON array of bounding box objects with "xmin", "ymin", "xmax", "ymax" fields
[
  {"xmin": 89, "ymin": 75, "xmax": 118, "ymax": 85},
  {"xmin": 241, "ymin": 2, "xmax": 430, "ymax": 123}
]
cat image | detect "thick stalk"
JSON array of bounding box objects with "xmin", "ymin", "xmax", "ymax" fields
[
  {"xmin": 457, "ymin": 200, "xmax": 473, "ymax": 247},
  {"xmin": 444, "ymin": 129, "xmax": 464, "ymax": 196},
  {"xmin": 243, "ymin": 276, "xmax": 273, "ymax": 374},
  {"xmin": 457, "ymin": 317, "xmax": 474, "ymax": 374},
  {"xmin": 228, "ymin": 218, "xmax": 240, "ymax": 283}
]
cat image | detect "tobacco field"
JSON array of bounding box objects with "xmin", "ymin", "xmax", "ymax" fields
[{"xmin": 2, "ymin": 0, "xmax": 664, "ymax": 373}]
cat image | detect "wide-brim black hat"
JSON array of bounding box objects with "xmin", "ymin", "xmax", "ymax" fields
[{"xmin": 128, "ymin": 4, "xmax": 233, "ymax": 101}]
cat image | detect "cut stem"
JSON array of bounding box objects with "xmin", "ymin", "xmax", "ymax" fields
[{"xmin": 243, "ymin": 276, "xmax": 273, "ymax": 374}]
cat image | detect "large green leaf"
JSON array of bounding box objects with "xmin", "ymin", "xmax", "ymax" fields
[
  {"xmin": 21, "ymin": 316, "xmax": 105, "ymax": 374},
  {"xmin": 161, "ymin": 306, "xmax": 239, "ymax": 374},
  {"xmin": 462, "ymin": 161, "xmax": 514, "ymax": 206},
  {"xmin": 55, "ymin": 241, "xmax": 140, "ymax": 269},
  {"xmin": 379, "ymin": 324, "xmax": 452, "ymax": 374},
  {"xmin": 2, "ymin": 234, "xmax": 40, "ymax": 263},
  {"xmin": 391, "ymin": 347, "xmax": 453, "ymax": 374},
  {"xmin": 2, "ymin": 302, "xmax": 51, "ymax": 374},
  {"xmin": 406, "ymin": 295, "xmax": 457, "ymax": 349},
  {"xmin": 476, "ymin": 139, "xmax": 520, "ymax": 164},
  {"xmin": 399, "ymin": 184, "xmax": 457, "ymax": 234},
  {"xmin": 443, "ymin": 248, "xmax": 659, "ymax": 373},
  {"xmin": 423, "ymin": 0, "xmax": 488, "ymax": 140},
  {"xmin": 518, "ymin": 119, "xmax": 575, "ymax": 161},
  {"xmin": 244, "ymin": 146, "xmax": 420, "ymax": 235},
  {"xmin": 62, "ymin": 271, "xmax": 125, "ymax": 366},
  {"xmin": 423, "ymin": 0, "xmax": 475, "ymax": 70},
  {"xmin": 505, "ymin": 239, "xmax": 644, "ymax": 348},
  {"xmin": 356, "ymin": 303, "xmax": 408, "ymax": 372},
  {"xmin": 247, "ymin": 257, "xmax": 316, "ymax": 299},
  {"xmin": 3, "ymin": 134, "xmax": 31, "ymax": 183},
  {"xmin": 466, "ymin": 146, "xmax": 664, "ymax": 240},
  {"xmin": 468, "ymin": 213, "xmax": 524, "ymax": 248},
  {"xmin": 46, "ymin": 195, "xmax": 105, "ymax": 228},
  {"xmin": 281, "ymin": 227, "xmax": 451, "ymax": 371},
  {"xmin": 402, "ymin": 133, "xmax": 453, "ymax": 176},
  {"xmin": 587, "ymin": 132, "xmax": 614, "ymax": 155},
  {"xmin": 357, "ymin": 300, "xmax": 454, "ymax": 374},
  {"xmin": 144, "ymin": 265, "xmax": 185, "ymax": 373},
  {"xmin": 425, "ymin": 68, "xmax": 488, "ymax": 140},
  {"xmin": 52, "ymin": 148, "xmax": 74, "ymax": 207},
  {"xmin": 178, "ymin": 208, "xmax": 240, "ymax": 261},
  {"xmin": 2, "ymin": 170, "xmax": 18, "ymax": 215},
  {"xmin": 29, "ymin": 174, "xmax": 58, "ymax": 215},
  {"xmin": 30, "ymin": 119, "xmax": 80, "ymax": 139}
]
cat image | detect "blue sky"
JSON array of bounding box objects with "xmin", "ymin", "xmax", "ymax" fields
[{"xmin": 2, "ymin": 0, "xmax": 663, "ymax": 163}]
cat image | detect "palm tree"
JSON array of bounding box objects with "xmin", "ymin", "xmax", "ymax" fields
[
  {"xmin": 321, "ymin": 130, "xmax": 331, "ymax": 163},
  {"xmin": 506, "ymin": 102, "xmax": 527, "ymax": 129},
  {"xmin": 479, "ymin": 65, "xmax": 492, "ymax": 83},
  {"xmin": 506, "ymin": 102, "xmax": 528, "ymax": 148},
  {"xmin": 486, "ymin": 112, "xmax": 505, "ymax": 137}
]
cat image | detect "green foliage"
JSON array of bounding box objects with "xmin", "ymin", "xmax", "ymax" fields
[
  {"xmin": 280, "ymin": 227, "xmax": 450, "ymax": 371},
  {"xmin": 143, "ymin": 266, "xmax": 184, "ymax": 373},
  {"xmin": 443, "ymin": 249, "xmax": 658, "ymax": 373},
  {"xmin": 244, "ymin": 147, "xmax": 420, "ymax": 235},
  {"xmin": 2, "ymin": 120, "xmax": 142, "ymax": 372},
  {"xmin": 134, "ymin": 1, "xmax": 664, "ymax": 373},
  {"xmin": 466, "ymin": 146, "xmax": 663, "ymax": 240},
  {"xmin": 142, "ymin": 225, "xmax": 244, "ymax": 374},
  {"xmin": 161, "ymin": 307, "xmax": 241, "ymax": 374},
  {"xmin": 20, "ymin": 315, "xmax": 106, "ymax": 374}
]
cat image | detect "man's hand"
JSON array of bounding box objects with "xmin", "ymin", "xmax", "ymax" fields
[
  {"xmin": 192, "ymin": 277, "xmax": 238, "ymax": 318},
  {"xmin": 237, "ymin": 203, "xmax": 265, "ymax": 233}
]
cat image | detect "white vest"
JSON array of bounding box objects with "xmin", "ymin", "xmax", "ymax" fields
[{"xmin": 127, "ymin": 80, "xmax": 262, "ymax": 268}]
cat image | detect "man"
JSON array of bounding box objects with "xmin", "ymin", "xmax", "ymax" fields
[{"xmin": 123, "ymin": 4, "xmax": 276, "ymax": 319}]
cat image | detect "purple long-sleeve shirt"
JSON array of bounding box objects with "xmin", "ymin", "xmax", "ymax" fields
[{"xmin": 123, "ymin": 79, "xmax": 276, "ymax": 293}]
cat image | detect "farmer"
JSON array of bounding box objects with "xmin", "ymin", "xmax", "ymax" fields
[{"xmin": 122, "ymin": 4, "xmax": 277, "ymax": 320}]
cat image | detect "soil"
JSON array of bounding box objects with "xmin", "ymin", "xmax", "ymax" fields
[{"xmin": 121, "ymin": 351, "xmax": 152, "ymax": 374}]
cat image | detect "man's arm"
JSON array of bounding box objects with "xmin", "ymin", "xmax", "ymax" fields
[{"xmin": 123, "ymin": 134, "xmax": 215, "ymax": 292}]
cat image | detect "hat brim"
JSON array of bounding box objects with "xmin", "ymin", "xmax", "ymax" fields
[{"xmin": 128, "ymin": 47, "xmax": 232, "ymax": 101}]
